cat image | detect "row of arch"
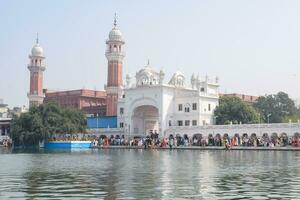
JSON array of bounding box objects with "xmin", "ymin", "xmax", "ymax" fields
[{"xmin": 189, "ymin": 132, "xmax": 300, "ymax": 139}]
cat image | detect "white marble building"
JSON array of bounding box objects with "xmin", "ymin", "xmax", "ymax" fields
[{"xmin": 117, "ymin": 61, "xmax": 219, "ymax": 137}]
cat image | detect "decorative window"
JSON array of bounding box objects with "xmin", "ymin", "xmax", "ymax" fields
[
  {"xmin": 201, "ymin": 87, "xmax": 205, "ymax": 92},
  {"xmin": 192, "ymin": 103, "xmax": 197, "ymax": 110},
  {"xmin": 169, "ymin": 120, "xmax": 172, "ymax": 126},
  {"xmin": 185, "ymin": 120, "xmax": 190, "ymax": 126},
  {"xmin": 184, "ymin": 103, "xmax": 191, "ymax": 112},
  {"xmin": 178, "ymin": 120, "xmax": 183, "ymax": 126},
  {"xmin": 120, "ymin": 122, "xmax": 124, "ymax": 128},
  {"xmin": 208, "ymin": 104, "xmax": 211, "ymax": 111}
]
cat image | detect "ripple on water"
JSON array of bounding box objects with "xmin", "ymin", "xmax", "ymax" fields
[{"xmin": 0, "ymin": 150, "xmax": 299, "ymax": 199}]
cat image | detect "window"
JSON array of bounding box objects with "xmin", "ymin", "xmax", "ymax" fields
[
  {"xmin": 178, "ymin": 104, "xmax": 183, "ymax": 111},
  {"xmin": 185, "ymin": 120, "xmax": 190, "ymax": 126},
  {"xmin": 169, "ymin": 120, "xmax": 172, "ymax": 126},
  {"xmin": 192, "ymin": 103, "xmax": 197, "ymax": 110},
  {"xmin": 184, "ymin": 103, "xmax": 191, "ymax": 112},
  {"xmin": 120, "ymin": 107, "xmax": 124, "ymax": 115},
  {"xmin": 178, "ymin": 120, "xmax": 183, "ymax": 126},
  {"xmin": 201, "ymin": 87, "xmax": 205, "ymax": 92},
  {"xmin": 208, "ymin": 104, "xmax": 211, "ymax": 111},
  {"xmin": 120, "ymin": 122, "xmax": 124, "ymax": 128},
  {"xmin": 122, "ymin": 94, "xmax": 125, "ymax": 98},
  {"xmin": 192, "ymin": 120, "xmax": 197, "ymax": 126}
]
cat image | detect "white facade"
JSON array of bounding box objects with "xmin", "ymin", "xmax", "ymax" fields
[
  {"xmin": 117, "ymin": 62, "xmax": 219, "ymax": 137},
  {"xmin": 165, "ymin": 123, "xmax": 300, "ymax": 138}
]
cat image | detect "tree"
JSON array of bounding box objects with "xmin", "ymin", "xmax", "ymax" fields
[
  {"xmin": 214, "ymin": 96, "xmax": 260, "ymax": 125},
  {"xmin": 253, "ymin": 92, "xmax": 298, "ymax": 123},
  {"xmin": 10, "ymin": 102, "xmax": 86, "ymax": 147}
]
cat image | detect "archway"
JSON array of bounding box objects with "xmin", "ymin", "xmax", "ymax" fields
[{"xmin": 131, "ymin": 105, "xmax": 159, "ymax": 135}]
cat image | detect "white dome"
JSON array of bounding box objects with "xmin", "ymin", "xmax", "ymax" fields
[
  {"xmin": 136, "ymin": 62, "xmax": 160, "ymax": 87},
  {"xmin": 174, "ymin": 71, "xmax": 185, "ymax": 77},
  {"xmin": 109, "ymin": 27, "xmax": 123, "ymax": 41},
  {"xmin": 137, "ymin": 63, "xmax": 157, "ymax": 75},
  {"xmin": 31, "ymin": 44, "xmax": 44, "ymax": 57}
]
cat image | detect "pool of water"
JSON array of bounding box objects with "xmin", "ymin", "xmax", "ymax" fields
[{"xmin": 0, "ymin": 149, "xmax": 299, "ymax": 199}]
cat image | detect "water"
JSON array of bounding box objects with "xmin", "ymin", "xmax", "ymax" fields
[{"xmin": 0, "ymin": 149, "xmax": 299, "ymax": 200}]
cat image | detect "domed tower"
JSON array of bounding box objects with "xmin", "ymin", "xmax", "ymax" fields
[
  {"xmin": 105, "ymin": 15, "xmax": 125, "ymax": 116},
  {"xmin": 27, "ymin": 35, "xmax": 46, "ymax": 107}
]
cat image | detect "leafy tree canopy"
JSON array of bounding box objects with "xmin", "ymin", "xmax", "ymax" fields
[
  {"xmin": 253, "ymin": 92, "xmax": 298, "ymax": 123},
  {"xmin": 10, "ymin": 102, "xmax": 86, "ymax": 146},
  {"xmin": 214, "ymin": 96, "xmax": 260, "ymax": 125}
]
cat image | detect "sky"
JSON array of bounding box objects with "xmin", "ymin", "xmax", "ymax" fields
[{"xmin": 0, "ymin": 0, "xmax": 300, "ymax": 107}]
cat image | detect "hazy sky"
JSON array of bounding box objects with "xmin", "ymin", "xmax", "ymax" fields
[{"xmin": 1, "ymin": 0, "xmax": 300, "ymax": 107}]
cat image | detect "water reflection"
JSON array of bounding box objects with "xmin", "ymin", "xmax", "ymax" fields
[{"xmin": 0, "ymin": 149, "xmax": 299, "ymax": 199}]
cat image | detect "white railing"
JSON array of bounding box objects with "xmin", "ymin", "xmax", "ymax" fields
[
  {"xmin": 167, "ymin": 123, "xmax": 300, "ymax": 131},
  {"xmin": 165, "ymin": 123, "xmax": 300, "ymax": 137}
]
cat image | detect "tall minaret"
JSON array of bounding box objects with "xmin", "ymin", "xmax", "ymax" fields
[
  {"xmin": 105, "ymin": 14, "xmax": 125, "ymax": 116},
  {"xmin": 27, "ymin": 34, "xmax": 46, "ymax": 107}
]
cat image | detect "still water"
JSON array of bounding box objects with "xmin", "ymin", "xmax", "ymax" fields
[{"xmin": 0, "ymin": 149, "xmax": 299, "ymax": 200}]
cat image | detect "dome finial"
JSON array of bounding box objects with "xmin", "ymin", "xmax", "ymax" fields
[
  {"xmin": 36, "ymin": 32, "xmax": 39, "ymax": 44},
  {"xmin": 114, "ymin": 13, "xmax": 117, "ymax": 27}
]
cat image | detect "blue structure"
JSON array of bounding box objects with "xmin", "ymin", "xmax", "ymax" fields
[
  {"xmin": 44, "ymin": 141, "xmax": 92, "ymax": 149},
  {"xmin": 87, "ymin": 116, "xmax": 117, "ymax": 129}
]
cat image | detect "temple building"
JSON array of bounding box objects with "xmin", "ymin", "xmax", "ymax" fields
[
  {"xmin": 118, "ymin": 62, "xmax": 219, "ymax": 136},
  {"xmin": 27, "ymin": 16, "xmax": 220, "ymax": 136}
]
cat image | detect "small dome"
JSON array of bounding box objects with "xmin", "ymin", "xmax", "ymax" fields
[
  {"xmin": 31, "ymin": 43, "xmax": 44, "ymax": 57},
  {"xmin": 174, "ymin": 71, "xmax": 184, "ymax": 77},
  {"xmin": 109, "ymin": 27, "xmax": 123, "ymax": 41},
  {"xmin": 137, "ymin": 62, "xmax": 157, "ymax": 75},
  {"xmin": 136, "ymin": 62, "xmax": 160, "ymax": 87}
]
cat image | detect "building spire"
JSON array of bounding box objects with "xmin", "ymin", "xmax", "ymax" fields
[
  {"xmin": 36, "ymin": 32, "xmax": 39, "ymax": 44},
  {"xmin": 114, "ymin": 13, "xmax": 117, "ymax": 27}
]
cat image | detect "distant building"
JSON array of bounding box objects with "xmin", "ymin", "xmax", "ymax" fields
[
  {"xmin": 0, "ymin": 99, "xmax": 11, "ymax": 141},
  {"xmin": 9, "ymin": 106, "xmax": 28, "ymax": 117},
  {"xmin": 27, "ymin": 36, "xmax": 46, "ymax": 107},
  {"xmin": 0, "ymin": 99, "xmax": 9, "ymax": 118},
  {"xmin": 26, "ymin": 16, "xmax": 220, "ymax": 135},
  {"xmin": 220, "ymin": 93, "xmax": 258, "ymax": 104},
  {"xmin": 0, "ymin": 118, "xmax": 11, "ymax": 142},
  {"xmin": 27, "ymin": 37, "xmax": 107, "ymax": 116},
  {"xmin": 44, "ymin": 89, "xmax": 106, "ymax": 116}
]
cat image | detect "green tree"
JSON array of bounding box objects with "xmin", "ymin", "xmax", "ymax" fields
[
  {"xmin": 10, "ymin": 102, "xmax": 86, "ymax": 147},
  {"xmin": 214, "ymin": 96, "xmax": 260, "ymax": 125},
  {"xmin": 253, "ymin": 92, "xmax": 298, "ymax": 123}
]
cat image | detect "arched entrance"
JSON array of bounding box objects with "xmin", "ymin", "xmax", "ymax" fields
[{"xmin": 131, "ymin": 105, "xmax": 159, "ymax": 135}]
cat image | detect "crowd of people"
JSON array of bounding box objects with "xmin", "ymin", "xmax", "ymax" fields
[
  {"xmin": 0, "ymin": 139, "xmax": 12, "ymax": 147},
  {"xmin": 91, "ymin": 132, "xmax": 300, "ymax": 149}
]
